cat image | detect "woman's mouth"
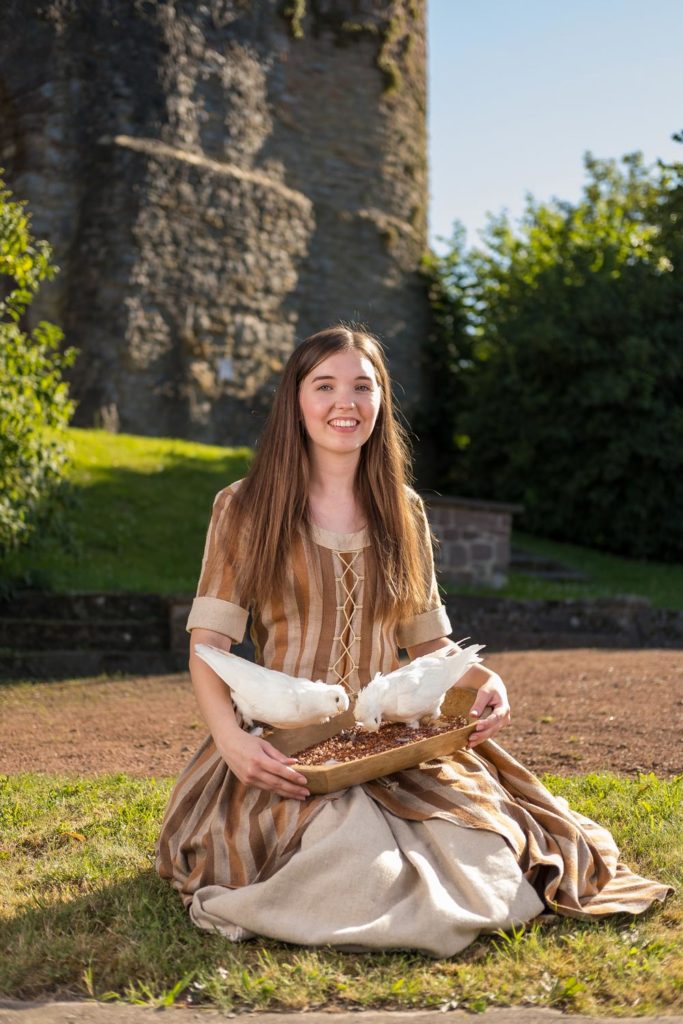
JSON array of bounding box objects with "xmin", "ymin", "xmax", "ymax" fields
[{"xmin": 328, "ymin": 418, "xmax": 360, "ymax": 432}]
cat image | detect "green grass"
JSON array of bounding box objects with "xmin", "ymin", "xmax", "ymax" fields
[
  {"xmin": 2, "ymin": 428, "xmax": 252, "ymax": 594},
  {"xmin": 0, "ymin": 771, "xmax": 680, "ymax": 1013},
  {"xmin": 3, "ymin": 427, "xmax": 682, "ymax": 609},
  {"xmin": 447, "ymin": 530, "xmax": 683, "ymax": 611}
]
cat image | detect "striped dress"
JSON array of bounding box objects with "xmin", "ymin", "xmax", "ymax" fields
[{"xmin": 155, "ymin": 481, "xmax": 671, "ymax": 956}]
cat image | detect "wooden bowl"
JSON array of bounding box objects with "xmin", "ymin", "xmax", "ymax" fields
[{"xmin": 292, "ymin": 687, "xmax": 485, "ymax": 795}]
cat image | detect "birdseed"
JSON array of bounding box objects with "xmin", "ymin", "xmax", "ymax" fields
[{"xmin": 294, "ymin": 713, "xmax": 470, "ymax": 766}]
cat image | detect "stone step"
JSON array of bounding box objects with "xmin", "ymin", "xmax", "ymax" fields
[
  {"xmin": 0, "ymin": 617, "xmax": 167, "ymax": 651},
  {"xmin": 443, "ymin": 593, "xmax": 683, "ymax": 648},
  {"xmin": 0, "ymin": 631, "xmax": 256, "ymax": 682},
  {"xmin": 471, "ymin": 631, "xmax": 642, "ymax": 651},
  {"xmin": 0, "ymin": 590, "xmax": 168, "ymax": 622},
  {"xmin": 0, "ymin": 648, "xmax": 188, "ymax": 682}
]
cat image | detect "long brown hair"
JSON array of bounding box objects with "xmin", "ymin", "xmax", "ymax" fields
[{"xmin": 214, "ymin": 323, "xmax": 432, "ymax": 624}]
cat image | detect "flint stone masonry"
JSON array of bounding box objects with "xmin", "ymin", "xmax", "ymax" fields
[
  {"xmin": 421, "ymin": 494, "xmax": 524, "ymax": 589},
  {"xmin": 0, "ymin": 0, "xmax": 431, "ymax": 447}
]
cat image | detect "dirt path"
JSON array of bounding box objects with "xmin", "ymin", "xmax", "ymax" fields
[
  {"xmin": 0, "ymin": 648, "xmax": 681, "ymax": 778},
  {"xmin": 2, "ymin": 1002, "xmax": 682, "ymax": 1024}
]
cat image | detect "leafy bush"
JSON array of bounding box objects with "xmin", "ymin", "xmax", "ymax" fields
[
  {"xmin": 0, "ymin": 173, "xmax": 77, "ymax": 557},
  {"xmin": 423, "ymin": 143, "xmax": 683, "ymax": 561}
]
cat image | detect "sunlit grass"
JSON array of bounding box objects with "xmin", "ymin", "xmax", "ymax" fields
[
  {"xmin": 2, "ymin": 428, "xmax": 252, "ymax": 594},
  {"xmin": 447, "ymin": 530, "xmax": 683, "ymax": 610},
  {"xmin": 1, "ymin": 771, "xmax": 680, "ymax": 1014},
  {"xmin": 4, "ymin": 428, "xmax": 680, "ymax": 611}
]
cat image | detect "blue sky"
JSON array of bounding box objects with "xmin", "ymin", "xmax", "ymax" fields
[{"xmin": 427, "ymin": 0, "xmax": 683, "ymax": 253}]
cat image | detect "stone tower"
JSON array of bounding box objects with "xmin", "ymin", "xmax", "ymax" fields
[{"xmin": 0, "ymin": 0, "xmax": 431, "ymax": 446}]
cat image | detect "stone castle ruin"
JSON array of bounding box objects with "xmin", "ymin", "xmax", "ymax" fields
[{"xmin": 1, "ymin": 0, "xmax": 431, "ymax": 446}]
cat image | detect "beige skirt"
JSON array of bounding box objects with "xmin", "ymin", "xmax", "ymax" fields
[{"xmin": 188, "ymin": 783, "xmax": 544, "ymax": 956}]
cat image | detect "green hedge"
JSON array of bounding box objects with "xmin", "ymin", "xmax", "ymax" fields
[
  {"xmin": 0, "ymin": 173, "xmax": 76, "ymax": 558},
  {"xmin": 422, "ymin": 145, "xmax": 683, "ymax": 561}
]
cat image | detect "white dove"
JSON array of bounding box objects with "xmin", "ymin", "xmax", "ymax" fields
[
  {"xmin": 353, "ymin": 643, "xmax": 485, "ymax": 732},
  {"xmin": 194, "ymin": 644, "xmax": 350, "ymax": 729}
]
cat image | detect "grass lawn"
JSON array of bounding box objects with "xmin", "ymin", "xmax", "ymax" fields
[
  {"xmin": 486, "ymin": 532, "xmax": 683, "ymax": 610},
  {"xmin": 3, "ymin": 427, "xmax": 681, "ymax": 609},
  {"xmin": 0, "ymin": 771, "xmax": 680, "ymax": 1014},
  {"xmin": 2, "ymin": 428, "xmax": 252, "ymax": 595}
]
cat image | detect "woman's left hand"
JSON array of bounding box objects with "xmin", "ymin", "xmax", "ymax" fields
[{"xmin": 467, "ymin": 671, "xmax": 511, "ymax": 747}]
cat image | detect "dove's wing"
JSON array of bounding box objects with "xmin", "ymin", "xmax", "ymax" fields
[
  {"xmin": 391, "ymin": 660, "xmax": 442, "ymax": 718},
  {"xmin": 194, "ymin": 644, "xmax": 272, "ymax": 690},
  {"xmin": 237, "ymin": 679, "xmax": 303, "ymax": 727},
  {"xmin": 194, "ymin": 644, "xmax": 339, "ymax": 728},
  {"xmin": 194, "ymin": 644, "xmax": 301, "ymax": 726},
  {"xmin": 384, "ymin": 646, "xmax": 486, "ymax": 721},
  {"xmin": 379, "ymin": 661, "xmax": 424, "ymax": 719}
]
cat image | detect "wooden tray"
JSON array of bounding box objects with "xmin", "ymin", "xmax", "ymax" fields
[{"xmin": 291, "ymin": 686, "xmax": 485, "ymax": 795}]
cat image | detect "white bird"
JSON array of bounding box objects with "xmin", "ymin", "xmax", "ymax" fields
[
  {"xmin": 193, "ymin": 644, "xmax": 350, "ymax": 729},
  {"xmin": 353, "ymin": 643, "xmax": 485, "ymax": 732}
]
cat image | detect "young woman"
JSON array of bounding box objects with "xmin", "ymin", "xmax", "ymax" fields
[{"xmin": 156, "ymin": 324, "xmax": 670, "ymax": 956}]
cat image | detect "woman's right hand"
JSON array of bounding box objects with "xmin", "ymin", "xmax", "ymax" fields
[{"xmin": 222, "ymin": 729, "xmax": 311, "ymax": 801}]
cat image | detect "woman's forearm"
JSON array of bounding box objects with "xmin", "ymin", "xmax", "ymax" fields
[
  {"xmin": 190, "ymin": 657, "xmax": 244, "ymax": 749},
  {"xmin": 188, "ymin": 630, "xmax": 244, "ymax": 758},
  {"xmin": 405, "ymin": 636, "xmax": 459, "ymax": 660}
]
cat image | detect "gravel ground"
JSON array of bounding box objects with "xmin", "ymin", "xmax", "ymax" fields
[{"xmin": 0, "ymin": 648, "xmax": 681, "ymax": 778}]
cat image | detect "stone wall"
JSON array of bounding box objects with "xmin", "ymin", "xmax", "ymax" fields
[
  {"xmin": 4, "ymin": 589, "xmax": 681, "ymax": 680},
  {"xmin": 0, "ymin": 0, "xmax": 431, "ymax": 448},
  {"xmin": 421, "ymin": 494, "xmax": 523, "ymax": 589}
]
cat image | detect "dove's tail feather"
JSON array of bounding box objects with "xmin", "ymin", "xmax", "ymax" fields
[{"xmin": 436, "ymin": 643, "xmax": 486, "ymax": 688}]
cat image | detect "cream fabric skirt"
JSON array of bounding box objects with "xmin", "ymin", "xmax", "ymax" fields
[{"xmin": 188, "ymin": 783, "xmax": 545, "ymax": 957}]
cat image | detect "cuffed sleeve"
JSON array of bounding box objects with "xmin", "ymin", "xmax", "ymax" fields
[
  {"xmin": 396, "ymin": 490, "xmax": 452, "ymax": 648},
  {"xmin": 186, "ymin": 483, "xmax": 250, "ymax": 640},
  {"xmin": 186, "ymin": 596, "xmax": 249, "ymax": 643},
  {"xmin": 396, "ymin": 604, "xmax": 452, "ymax": 649}
]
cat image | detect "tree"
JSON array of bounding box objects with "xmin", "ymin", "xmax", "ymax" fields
[
  {"xmin": 0, "ymin": 173, "xmax": 77, "ymax": 557},
  {"xmin": 425, "ymin": 142, "xmax": 683, "ymax": 560}
]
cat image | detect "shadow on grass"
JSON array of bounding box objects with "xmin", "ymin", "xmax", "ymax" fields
[
  {"xmin": 1, "ymin": 869, "xmax": 224, "ymax": 1003},
  {"xmin": 1, "ymin": 865, "xmax": 677, "ymax": 1014},
  {"xmin": 0, "ymin": 868, "xmax": 450, "ymax": 1007}
]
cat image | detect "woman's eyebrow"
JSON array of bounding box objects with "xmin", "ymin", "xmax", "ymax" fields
[{"xmin": 310, "ymin": 374, "xmax": 374, "ymax": 383}]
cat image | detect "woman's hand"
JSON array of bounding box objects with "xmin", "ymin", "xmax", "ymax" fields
[
  {"xmin": 466, "ymin": 669, "xmax": 511, "ymax": 747},
  {"xmin": 222, "ymin": 729, "xmax": 311, "ymax": 801}
]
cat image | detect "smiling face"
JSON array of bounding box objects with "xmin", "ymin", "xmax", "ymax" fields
[{"xmin": 298, "ymin": 348, "xmax": 382, "ymax": 459}]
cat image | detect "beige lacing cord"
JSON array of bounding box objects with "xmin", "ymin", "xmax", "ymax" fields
[{"xmin": 328, "ymin": 549, "xmax": 363, "ymax": 694}]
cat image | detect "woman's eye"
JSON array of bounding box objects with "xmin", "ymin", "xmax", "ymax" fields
[{"xmin": 315, "ymin": 383, "xmax": 372, "ymax": 392}]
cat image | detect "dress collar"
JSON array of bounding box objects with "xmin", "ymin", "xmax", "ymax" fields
[{"xmin": 306, "ymin": 521, "xmax": 370, "ymax": 550}]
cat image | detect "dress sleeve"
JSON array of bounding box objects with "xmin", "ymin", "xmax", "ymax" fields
[
  {"xmin": 395, "ymin": 493, "xmax": 452, "ymax": 649},
  {"xmin": 185, "ymin": 486, "xmax": 250, "ymax": 642}
]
